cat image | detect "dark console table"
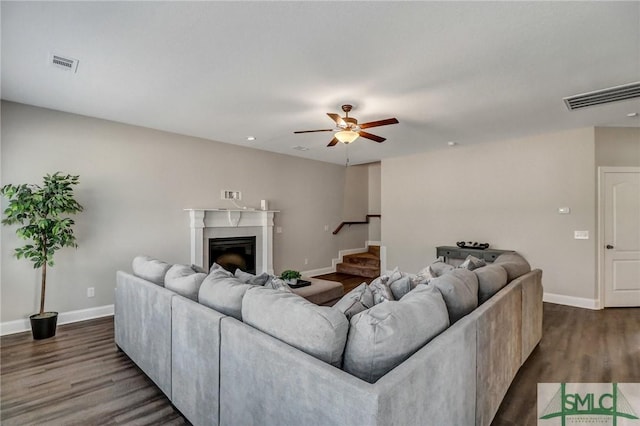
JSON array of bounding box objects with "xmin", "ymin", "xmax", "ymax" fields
[{"xmin": 436, "ymin": 246, "xmax": 513, "ymax": 263}]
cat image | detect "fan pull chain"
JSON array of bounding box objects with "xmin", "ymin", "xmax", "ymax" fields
[{"xmin": 345, "ymin": 143, "xmax": 350, "ymax": 167}]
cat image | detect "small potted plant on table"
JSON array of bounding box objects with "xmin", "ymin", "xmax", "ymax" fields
[
  {"xmin": 280, "ymin": 269, "xmax": 302, "ymax": 285},
  {"xmin": 1, "ymin": 172, "xmax": 83, "ymax": 339}
]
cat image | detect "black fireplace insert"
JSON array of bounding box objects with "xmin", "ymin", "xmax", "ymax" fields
[{"xmin": 208, "ymin": 236, "xmax": 256, "ymax": 274}]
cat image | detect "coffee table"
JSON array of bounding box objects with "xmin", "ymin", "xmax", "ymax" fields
[{"xmin": 291, "ymin": 277, "xmax": 344, "ymax": 306}]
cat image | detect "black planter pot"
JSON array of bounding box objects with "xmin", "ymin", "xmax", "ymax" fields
[{"xmin": 29, "ymin": 312, "xmax": 58, "ymax": 340}]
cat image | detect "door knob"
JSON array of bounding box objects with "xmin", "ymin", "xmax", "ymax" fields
[{"xmin": 606, "ymin": 244, "xmax": 614, "ymax": 249}]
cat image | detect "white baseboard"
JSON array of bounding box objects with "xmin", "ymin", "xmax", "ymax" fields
[
  {"xmin": 543, "ymin": 293, "xmax": 601, "ymax": 310},
  {"xmin": 0, "ymin": 304, "xmax": 115, "ymax": 336},
  {"xmin": 300, "ymin": 266, "xmax": 334, "ymax": 277}
]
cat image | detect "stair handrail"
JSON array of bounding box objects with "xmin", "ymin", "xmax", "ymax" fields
[{"xmin": 333, "ymin": 214, "xmax": 381, "ymax": 235}]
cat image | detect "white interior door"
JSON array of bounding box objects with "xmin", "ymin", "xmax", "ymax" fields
[{"xmin": 601, "ymin": 168, "xmax": 640, "ymax": 307}]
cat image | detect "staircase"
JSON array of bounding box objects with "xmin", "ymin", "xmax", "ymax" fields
[{"xmin": 336, "ymin": 245, "xmax": 380, "ymax": 278}]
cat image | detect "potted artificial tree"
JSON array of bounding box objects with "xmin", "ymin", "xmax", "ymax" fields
[{"xmin": 1, "ymin": 172, "xmax": 83, "ymax": 339}]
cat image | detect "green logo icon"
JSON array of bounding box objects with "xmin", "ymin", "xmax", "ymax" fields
[{"xmin": 539, "ymin": 383, "xmax": 639, "ymax": 425}]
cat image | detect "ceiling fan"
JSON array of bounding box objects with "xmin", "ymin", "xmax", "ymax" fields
[{"xmin": 294, "ymin": 104, "xmax": 399, "ymax": 147}]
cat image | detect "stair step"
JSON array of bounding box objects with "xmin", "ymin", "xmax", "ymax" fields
[
  {"xmin": 336, "ymin": 262, "xmax": 380, "ymax": 278},
  {"xmin": 368, "ymin": 245, "xmax": 380, "ymax": 257},
  {"xmin": 342, "ymin": 252, "xmax": 380, "ymax": 267}
]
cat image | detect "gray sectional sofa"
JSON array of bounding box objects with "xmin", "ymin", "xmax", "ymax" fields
[{"xmin": 115, "ymin": 253, "xmax": 543, "ymax": 426}]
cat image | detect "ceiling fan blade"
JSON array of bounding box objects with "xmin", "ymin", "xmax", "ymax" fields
[
  {"xmin": 327, "ymin": 137, "xmax": 339, "ymax": 147},
  {"xmin": 294, "ymin": 129, "xmax": 333, "ymax": 134},
  {"xmin": 359, "ymin": 118, "xmax": 399, "ymax": 129},
  {"xmin": 358, "ymin": 131, "xmax": 386, "ymax": 143},
  {"xmin": 327, "ymin": 113, "xmax": 346, "ymax": 127}
]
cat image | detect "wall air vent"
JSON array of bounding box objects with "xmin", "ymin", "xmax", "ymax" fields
[
  {"xmin": 563, "ymin": 82, "xmax": 640, "ymax": 111},
  {"xmin": 49, "ymin": 53, "xmax": 79, "ymax": 73}
]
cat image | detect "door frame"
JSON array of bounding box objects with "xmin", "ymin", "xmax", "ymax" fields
[{"xmin": 597, "ymin": 166, "xmax": 640, "ymax": 308}]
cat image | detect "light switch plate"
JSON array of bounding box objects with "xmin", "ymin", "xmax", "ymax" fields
[
  {"xmin": 558, "ymin": 207, "xmax": 571, "ymax": 214},
  {"xmin": 574, "ymin": 230, "xmax": 589, "ymax": 240}
]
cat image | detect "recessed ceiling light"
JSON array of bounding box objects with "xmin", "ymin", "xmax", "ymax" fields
[
  {"xmin": 627, "ymin": 112, "xmax": 638, "ymax": 117},
  {"xmin": 292, "ymin": 146, "xmax": 309, "ymax": 151},
  {"xmin": 247, "ymin": 136, "xmax": 256, "ymax": 141},
  {"xmin": 447, "ymin": 141, "xmax": 457, "ymax": 147}
]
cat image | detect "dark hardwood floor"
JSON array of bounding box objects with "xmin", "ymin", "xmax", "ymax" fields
[
  {"xmin": 1, "ymin": 297, "xmax": 638, "ymax": 425},
  {"xmin": 313, "ymin": 272, "xmax": 374, "ymax": 293},
  {"xmin": 493, "ymin": 303, "xmax": 640, "ymax": 426},
  {"xmin": 0, "ymin": 317, "xmax": 189, "ymax": 426}
]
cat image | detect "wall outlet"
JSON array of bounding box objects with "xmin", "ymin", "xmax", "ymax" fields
[
  {"xmin": 87, "ymin": 287, "xmax": 95, "ymax": 298},
  {"xmin": 558, "ymin": 207, "xmax": 571, "ymax": 214},
  {"xmin": 574, "ymin": 230, "xmax": 589, "ymax": 240},
  {"xmin": 276, "ymin": 226, "xmax": 282, "ymax": 234},
  {"xmin": 304, "ymin": 258, "xmax": 309, "ymax": 265},
  {"xmin": 324, "ymin": 225, "xmax": 329, "ymax": 232}
]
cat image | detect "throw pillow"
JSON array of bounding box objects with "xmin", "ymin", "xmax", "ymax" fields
[
  {"xmin": 191, "ymin": 264, "xmax": 207, "ymax": 274},
  {"xmin": 234, "ymin": 269, "xmax": 271, "ymax": 286},
  {"xmin": 263, "ymin": 277, "xmax": 293, "ymax": 293},
  {"xmin": 389, "ymin": 276, "xmax": 413, "ymax": 300},
  {"xmin": 342, "ymin": 284, "xmax": 450, "ymax": 383},
  {"xmin": 164, "ymin": 264, "xmax": 207, "ymax": 301},
  {"xmin": 132, "ymin": 255, "xmax": 172, "ymax": 286},
  {"xmin": 430, "ymin": 268, "xmax": 479, "ymax": 324},
  {"xmin": 333, "ymin": 283, "xmax": 374, "ymax": 320},
  {"xmin": 458, "ymin": 255, "xmax": 486, "ymax": 271},
  {"xmin": 369, "ymin": 277, "xmax": 395, "ymax": 304}
]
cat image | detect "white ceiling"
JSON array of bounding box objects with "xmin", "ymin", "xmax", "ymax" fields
[{"xmin": 2, "ymin": 1, "xmax": 639, "ymax": 165}]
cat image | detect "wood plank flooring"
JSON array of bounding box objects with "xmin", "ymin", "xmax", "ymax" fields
[
  {"xmin": 1, "ymin": 300, "xmax": 638, "ymax": 425},
  {"xmin": 0, "ymin": 317, "xmax": 188, "ymax": 426},
  {"xmin": 313, "ymin": 272, "xmax": 374, "ymax": 293},
  {"xmin": 492, "ymin": 303, "xmax": 640, "ymax": 425}
]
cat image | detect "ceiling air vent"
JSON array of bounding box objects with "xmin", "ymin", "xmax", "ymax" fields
[
  {"xmin": 49, "ymin": 54, "xmax": 79, "ymax": 73},
  {"xmin": 563, "ymin": 82, "xmax": 640, "ymax": 110}
]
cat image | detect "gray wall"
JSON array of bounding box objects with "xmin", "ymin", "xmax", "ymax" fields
[
  {"xmin": 367, "ymin": 162, "xmax": 382, "ymax": 241},
  {"xmin": 382, "ymin": 127, "xmax": 597, "ymax": 300},
  {"xmin": 0, "ymin": 101, "xmax": 367, "ymax": 322},
  {"xmin": 595, "ymin": 127, "xmax": 640, "ymax": 166}
]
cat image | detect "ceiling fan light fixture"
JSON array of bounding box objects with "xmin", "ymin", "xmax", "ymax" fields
[{"xmin": 335, "ymin": 130, "xmax": 359, "ymax": 144}]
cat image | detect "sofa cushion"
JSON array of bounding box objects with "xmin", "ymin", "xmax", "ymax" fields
[
  {"xmin": 198, "ymin": 267, "xmax": 252, "ymax": 320},
  {"xmin": 431, "ymin": 268, "xmax": 479, "ymax": 324},
  {"xmin": 164, "ymin": 264, "xmax": 207, "ymax": 301},
  {"xmin": 494, "ymin": 252, "xmax": 531, "ymax": 281},
  {"xmin": 333, "ymin": 283, "xmax": 374, "ymax": 320},
  {"xmin": 475, "ymin": 264, "xmax": 509, "ymax": 304},
  {"xmin": 234, "ymin": 269, "xmax": 271, "ymax": 286},
  {"xmin": 242, "ymin": 286, "xmax": 349, "ymax": 367},
  {"xmin": 132, "ymin": 255, "xmax": 172, "ymax": 286},
  {"xmin": 342, "ymin": 284, "xmax": 450, "ymax": 383},
  {"xmin": 458, "ymin": 255, "xmax": 486, "ymax": 271}
]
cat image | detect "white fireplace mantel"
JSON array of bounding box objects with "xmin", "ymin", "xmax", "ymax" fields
[{"xmin": 185, "ymin": 208, "xmax": 278, "ymax": 274}]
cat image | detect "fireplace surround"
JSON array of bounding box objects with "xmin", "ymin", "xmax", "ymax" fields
[{"xmin": 186, "ymin": 209, "xmax": 277, "ymax": 274}]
